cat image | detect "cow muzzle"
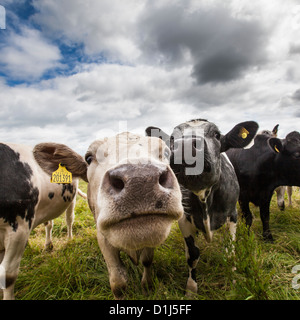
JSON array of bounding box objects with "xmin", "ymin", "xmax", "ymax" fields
[{"xmin": 98, "ymin": 162, "xmax": 183, "ymax": 250}]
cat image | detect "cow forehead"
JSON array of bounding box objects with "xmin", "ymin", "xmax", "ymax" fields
[
  {"xmin": 88, "ymin": 132, "xmax": 166, "ymax": 165},
  {"xmin": 91, "ymin": 132, "xmax": 163, "ymax": 149},
  {"xmin": 172, "ymin": 120, "xmax": 218, "ymax": 139}
]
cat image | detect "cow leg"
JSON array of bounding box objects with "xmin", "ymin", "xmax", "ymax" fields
[
  {"xmin": 227, "ymin": 213, "xmax": 237, "ymax": 242},
  {"xmin": 275, "ymin": 186, "xmax": 286, "ymax": 211},
  {"xmin": 259, "ymin": 198, "xmax": 273, "ymax": 242},
  {"xmin": 287, "ymin": 186, "xmax": 293, "ymax": 207},
  {"xmin": 239, "ymin": 200, "xmax": 253, "ymax": 227},
  {"xmin": 178, "ymin": 215, "xmax": 199, "ymax": 296},
  {"xmin": 1, "ymin": 226, "xmax": 30, "ymax": 300},
  {"xmin": 226, "ymin": 214, "xmax": 237, "ymax": 275},
  {"xmin": 141, "ymin": 247, "xmax": 154, "ymax": 293},
  {"xmin": 66, "ymin": 199, "xmax": 76, "ymax": 239},
  {"xmin": 0, "ymin": 250, "xmax": 4, "ymax": 299},
  {"xmin": 44, "ymin": 220, "xmax": 53, "ymax": 250},
  {"xmin": 97, "ymin": 232, "xmax": 127, "ymax": 300}
]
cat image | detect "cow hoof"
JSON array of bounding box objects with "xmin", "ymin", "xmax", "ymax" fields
[
  {"xmin": 112, "ymin": 286, "xmax": 126, "ymax": 300},
  {"xmin": 44, "ymin": 242, "xmax": 54, "ymax": 251},
  {"xmin": 263, "ymin": 233, "xmax": 274, "ymax": 243},
  {"xmin": 141, "ymin": 279, "xmax": 153, "ymax": 295},
  {"xmin": 111, "ymin": 277, "xmax": 127, "ymax": 300},
  {"xmin": 185, "ymin": 278, "xmax": 197, "ymax": 298}
]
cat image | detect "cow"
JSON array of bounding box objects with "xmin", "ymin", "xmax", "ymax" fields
[
  {"xmin": 32, "ymin": 132, "xmax": 183, "ymax": 299},
  {"xmin": 0, "ymin": 142, "xmax": 85, "ymax": 299},
  {"xmin": 226, "ymin": 130, "xmax": 300, "ymax": 241},
  {"xmin": 255, "ymin": 124, "xmax": 293, "ymax": 210},
  {"xmin": 146, "ymin": 119, "xmax": 258, "ymax": 295}
]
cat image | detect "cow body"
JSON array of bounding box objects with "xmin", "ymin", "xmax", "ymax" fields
[
  {"xmin": 0, "ymin": 142, "xmax": 80, "ymax": 299},
  {"xmin": 226, "ymin": 131, "xmax": 300, "ymax": 241},
  {"xmin": 146, "ymin": 119, "xmax": 258, "ymax": 295},
  {"xmin": 34, "ymin": 132, "xmax": 183, "ymax": 299}
]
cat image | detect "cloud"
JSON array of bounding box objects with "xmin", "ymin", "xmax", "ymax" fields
[
  {"xmin": 292, "ymin": 89, "xmax": 300, "ymax": 103},
  {"xmin": 31, "ymin": 0, "xmax": 143, "ymax": 62},
  {"xmin": 1, "ymin": 0, "xmax": 300, "ymax": 155},
  {"xmin": 0, "ymin": 27, "xmax": 62, "ymax": 80},
  {"xmin": 289, "ymin": 43, "xmax": 300, "ymax": 55},
  {"xmin": 137, "ymin": 2, "xmax": 269, "ymax": 84}
]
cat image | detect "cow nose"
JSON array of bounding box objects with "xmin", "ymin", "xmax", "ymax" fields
[
  {"xmin": 103, "ymin": 164, "xmax": 175, "ymax": 195},
  {"xmin": 172, "ymin": 137, "xmax": 204, "ymax": 164}
]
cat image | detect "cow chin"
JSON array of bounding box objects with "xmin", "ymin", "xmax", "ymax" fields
[{"xmin": 102, "ymin": 214, "xmax": 173, "ymax": 251}]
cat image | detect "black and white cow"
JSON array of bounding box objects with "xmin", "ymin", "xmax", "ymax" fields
[
  {"xmin": 226, "ymin": 130, "xmax": 300, "ymax": 241},
  {"xmin": 0, "ymin": 142, "xmax": 86, "ymax": 299},
  {"xmin": 146, "ymin": 119, "xmax": 258, "ymax": 295}
]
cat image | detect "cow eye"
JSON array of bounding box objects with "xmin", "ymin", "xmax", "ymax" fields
[
  {"xmin": 215, "ymin": 131, "xmax": 221, "ymax": 140},
  {"xmin": 85, "ymin": 154, "xmax": 93, "ymax": 165}
]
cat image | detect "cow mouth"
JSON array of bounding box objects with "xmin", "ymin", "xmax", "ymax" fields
[
  {"xmin": 101, "ymin": 212, "xmax": 176, "ymax": 250},
  {"xmin": 102, "ymin": 212, "xmax": 175, "ymax": 230}
]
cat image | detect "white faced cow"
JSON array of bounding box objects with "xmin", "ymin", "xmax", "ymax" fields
[
  {"xmin": 0, "ymin": 142, "xmax": 85, "ymax": 300},
  {"xmin": 146, "ymin": 119, "xmax": 258, "ymax": 295},
  {"xmin": 33, "ymin": 132, "xmax": 183, "ymax": 299}
]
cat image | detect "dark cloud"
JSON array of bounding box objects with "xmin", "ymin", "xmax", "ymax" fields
[
  {"xmin": 138, "ymin": 3, "xmax": 269, "ymax": 84},
  {"xmin": 289, "ymin": 43, "xmax": 300, "ymax": 55},
  {"xmin": 292, "ymin": 88, "xmax": 300, "ymax": 101}
]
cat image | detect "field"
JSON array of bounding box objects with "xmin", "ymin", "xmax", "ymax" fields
[{"xmin": 12, "ymin": 181, "xmax": 300, "ymax": 300}]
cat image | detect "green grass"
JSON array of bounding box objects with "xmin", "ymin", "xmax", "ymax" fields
[{"xmin": 13, "ymin": 182, "xmax": 300, "ymax": 300}]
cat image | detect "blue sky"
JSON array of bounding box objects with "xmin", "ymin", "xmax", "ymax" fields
[{"xmin": 0, "ymin": 0, "xmax": 300, "ymax": 154}]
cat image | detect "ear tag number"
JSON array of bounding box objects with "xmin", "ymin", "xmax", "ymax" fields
[
  {"xmin": 51, "ymin": 163, "xmax": 72, "ymax": 184},
  {"xmin": 239, "ymin": 127, "xmax": 249, "ymax": 139}
]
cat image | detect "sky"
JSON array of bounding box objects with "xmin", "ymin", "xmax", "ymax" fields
[{"xmin": 0, "ymin": 0, "xmax": 300, "ymax": 155}]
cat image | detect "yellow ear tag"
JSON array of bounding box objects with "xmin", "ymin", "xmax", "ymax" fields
[
  {"xmin": 274, "ymin": 145, "xmax": 280, "ymax": 153},
  {"xmin": 239, "ymin": 127, "xmax": 249, "ymax": 139},
  {"xmin": 51, "ymin": 163, "xmax": 72, "ymax": 184}
]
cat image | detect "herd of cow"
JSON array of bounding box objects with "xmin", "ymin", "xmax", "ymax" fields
[{"xmin": 1, "ymin": 118, "xmax": 300, "ymax": 300}]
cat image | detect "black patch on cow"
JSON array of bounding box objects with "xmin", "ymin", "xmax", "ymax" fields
[
  {"xmin": 5, "ymin": 275, "xmax": 17, "ymax": 288},
  {"xmin": 0, "ymin": 144, "xmax": 39, "ymax": 231},
  {"xmin": 48, "ymin": 192, "xmax": 54, "ymax": 200},
  {"xmin": 60, "ymin": 183, "xmax": 75, "ymax": 202},
  {"xmin": 184, "ymin": 236, "xmax": 200, "ymax": 270},
  {"xmin": 61, "ymin": 183, "xmax": 74, "ymax": 196}
]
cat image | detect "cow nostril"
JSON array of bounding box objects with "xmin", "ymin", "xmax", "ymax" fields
[
  {"xmin": 110, "ymin": 176, "xmax": 125, "ymax": 192},
  {"xmin": 159, "ymin": 169, "xmax": 173, "ymax": 189}
]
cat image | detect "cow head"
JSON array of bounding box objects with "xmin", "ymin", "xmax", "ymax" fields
[
  {"xmin": 259, "ymin": 124, "xmax": 279, "ymax": 138},
  {"xmin": 146, "ymin": 120, "xmax": 258, "ymax": 197},
  {"xmin": 268, "ymin": 131, "xmax": 300, "ymax": 183},
  {"xmin": 34, "ymin": 133, "xmax": 183, "ymax": 251}
]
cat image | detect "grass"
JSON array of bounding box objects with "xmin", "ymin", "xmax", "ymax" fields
[{"xmin": 12, "ymin": 181, "xmax": 300, "ymax": 300}]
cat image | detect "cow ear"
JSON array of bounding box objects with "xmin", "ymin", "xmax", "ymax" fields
[
  {"xmin": 268, "ymin": 138, "xmax": 283, "ymax": 154},
  {"xmin": 145, "ymin": 126, "xmax": 171, "ymax": 147},
  {"xmin": 272, "ymin": 124, "xmax": 279, "ymax": 136},
  {"xmin": 221, "ymin": 121, "xmax": 259, "ymax": 152},
  {"xmin": 33, "ymin": 143, "xmax": 88, "ymax": 182}
]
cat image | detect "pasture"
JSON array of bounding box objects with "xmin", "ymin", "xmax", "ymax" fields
[{"xmin": 13, "ymin": 181, "xmax": 300, "ymax": 300}]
